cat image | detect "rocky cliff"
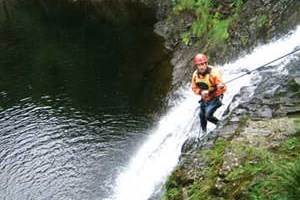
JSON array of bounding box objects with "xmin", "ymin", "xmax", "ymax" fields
[
  {"xmin": 154, "ymin": 0, "xmax": 300, "ymax": 86},
  {"xmin": 154, "ymin": 0, "xmax": 300, "ymax": 199},
  {"xmin": 164, "ymin": 55, "xmax": 300, "ymax": 199}
]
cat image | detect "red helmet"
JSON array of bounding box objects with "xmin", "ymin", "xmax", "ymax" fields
[{"xmin": 194, "ymin": 53, "xmax": 208, "ymax": 65}]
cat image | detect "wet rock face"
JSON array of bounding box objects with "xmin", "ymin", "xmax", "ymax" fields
[
  {"xmin": 217, "ymin": 55, "xmax": 300, "ymax": 128},
  {"xmin": 174, "ymin": 55, "xmax": 300, "ymax": 199},
  {"xmin": 225, "ymin": 0, "xmax": 300, "ymax": 63},
  {"xmin": 154, "ymin": 0, "xmax": 300, "ymax": 86},
  {"xmin": 214, "ymin": 117, "xmax": 295, "ymax": 196},
  {"xmin": 238, "ymin": 56, "xmax": 300, "ymax": 119},
  {"xmin": 162, "ymin": 0, "xmax": 300, "ymax": 198}
]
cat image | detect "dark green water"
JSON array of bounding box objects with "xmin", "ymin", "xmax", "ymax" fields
[
  {"xmin": 0, "ymin": 0, "xmax": 172, "ymax": 199},
  {"xmin": 0, "ymin": 0, "xmax": 172, "ymax": 113}
]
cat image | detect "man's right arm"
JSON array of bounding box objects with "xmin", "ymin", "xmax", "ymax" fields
[{"xmin": 191, "ymin": 72, "xmax": 201, "ymax": 95}]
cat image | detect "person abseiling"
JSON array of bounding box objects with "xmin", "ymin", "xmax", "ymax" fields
[{"xmin": 191, "ymin": 53, "xmax": 227, "ymax": 133}]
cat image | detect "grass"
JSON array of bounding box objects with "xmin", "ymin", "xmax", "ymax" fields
[
  {"xmin": 247, "ymin": 157, "xmax": 300, "ymax": 200},
  {"xmin": 188, "ymin": 139, "xmax": 228, "ymax": 199},
  {"xmin": 163, "ymin": 117, "xmax": 300, "ymax": 199},
  {"xmin": 163, "ymin": 138, "xmax": 228, "ymax": 200},
  {"xmin": 163, "ymin": 167, "xmax": 188, "ymax": 200},
  {"xmin": 246, "ymin": 117, "xmax": 300, "ymax": 199}
]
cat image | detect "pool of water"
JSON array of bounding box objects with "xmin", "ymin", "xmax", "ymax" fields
[{"xmin": 0, "ymin": 0, "xmax": 172, "ymax": 199}]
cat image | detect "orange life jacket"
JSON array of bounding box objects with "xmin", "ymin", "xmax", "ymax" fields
[{"xmin": 191, "ymin": 66, "xmax": 226, "ymax": 100}]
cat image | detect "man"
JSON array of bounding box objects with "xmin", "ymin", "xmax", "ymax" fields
[{"xmin": 191, "ymin": 53, "xmax": 227, "ymax": 133}]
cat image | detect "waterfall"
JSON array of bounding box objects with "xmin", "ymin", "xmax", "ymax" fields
[{"xmin": 110, "ymin": 25, "xmax": 300, "ymax": 200}]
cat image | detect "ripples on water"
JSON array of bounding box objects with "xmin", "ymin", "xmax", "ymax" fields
[
  {"xmin": 0, "ymin": 0, "xmax": 173, "ymax": 199},
  {"xmin": 0, "ymin": 96, "xmax": 151, "ymax": 199}
]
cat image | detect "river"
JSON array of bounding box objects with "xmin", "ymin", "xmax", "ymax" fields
[
  {"xmin": 1, "ymin": 1, "xmax": 300, "ymax": 200},
  {"xmin": 0, "ymin": 1, "xmax": 172, "ymax": 199}
]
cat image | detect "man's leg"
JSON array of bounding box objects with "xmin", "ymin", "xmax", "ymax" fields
[
  {"xmin": 205, "ymin": 97, "xmax": 222, "ymax": 125},
  {"xmin": 199, "ymin": 101, "xmax": 207, "ymax": 132}
]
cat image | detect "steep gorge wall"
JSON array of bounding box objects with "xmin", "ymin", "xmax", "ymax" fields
[
  {"xmin": 154, "ymin": 0, "xmax": 300, "ymax": 86},
  {"xmin": 226, "ymin": 0, "xmax": 300, "ymax": 62},
  {"xmin": 159, "ymin": 1, "xmax": 300, "ymax": 199},
  {"xmin": 164, "ymin": 55, "xmax": 300, "ymax": 199}
]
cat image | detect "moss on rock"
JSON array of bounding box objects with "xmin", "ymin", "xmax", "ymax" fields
[{"xmin": 163, "ymin": 117, "xmax": 300, "ymax": 199}]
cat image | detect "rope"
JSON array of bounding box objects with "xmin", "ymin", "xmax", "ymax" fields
[{"xmin": 224, "ymin": 47, "xmax": 300, "ymax": 84}]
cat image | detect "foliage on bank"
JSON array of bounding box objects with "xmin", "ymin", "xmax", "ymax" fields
[
  {"xmin": 163, "ymin": 117, "xmax": 300, "ymax": 200},
  {"xmin": 170, "ymin": 0, "xmax": 245, "ymax": 48}
]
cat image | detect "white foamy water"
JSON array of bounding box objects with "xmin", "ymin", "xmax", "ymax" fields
[{"xmin": 110, "ymin": 25, "xmax": 300, "ymax": 200}]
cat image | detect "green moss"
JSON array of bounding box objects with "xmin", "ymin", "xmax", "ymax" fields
[
  {"xmin": 172, "ymin": 0, "xmax": 194, "ymax": 13},
  {"xmin": 233, "ymin": 0, "xmax": 244, "ymax": 9},
  {"xmin": 236, "ymin": 115, "xmax": 249, "ymax": 134},
  {"xmin": 171, "ymin": 0, "xmax": 245, "ymax": 46},
  {"xmin": 163, "ymin": 167, "xmax": 190, "ymax": 200},
  {"xmin": 162, "ymin": 188, "xmax": 182, "ymax": 200},
  {"xmin": 288, "ymin": 79, "xmax": 300, "ymax": 92},
  {"xmin": 215, "ymin": 144, "xmax": 274, "ymax": 199},
  {"xmin": 163, "ymin": 139, "xmax": 229, "ymax": 200},
  {"xmin": 164, "ymin": 117, "xmax": 300, "ymax": 199},
  {"xmin": 277, "ymin": 117, "xmax": 300, "ymax": 155},
  {"xmin": 294, "ymin": 116, "xmax": 300, "ymax": 135},
  {"xmin": 182, "ymin": 32, "xmax": 191, "ymax": 45},
  {"xmin": 188, "ymin": 178, "xmax": 214, "ymax": 200},
  {"xmin": 191, "ymin": 139, "xmax": 228, "ymax": 198},
  {"xmin": 211, "ymin": 18, "xmax": 230, "ymax": 41},
  {"xmin": 245, "ymin": 119, "xmax": 300, "ymax": 199},
  {"xmin": 240, "ymin": 35, "xmax": 249, "ymax": 46},
  {"xmin": 257, "ymin": 15, "xmax": 267, "ymax": 28},
  {"xmin": 201, "ymin": 139, "xmax": 228, "ymax": 168}
]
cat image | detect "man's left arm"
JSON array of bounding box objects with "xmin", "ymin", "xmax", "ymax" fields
[{"xmin": 212, "ymin": 71, "xmax": 227, "ymax": 94}]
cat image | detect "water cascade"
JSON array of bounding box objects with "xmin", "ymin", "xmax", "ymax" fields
[{"xmin": 111, "ymin": 25, "xmax": 300, "ymax": 200}]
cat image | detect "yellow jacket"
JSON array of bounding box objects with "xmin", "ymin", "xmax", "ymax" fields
[{"xmin": 191, "ymin": 66, "xmax": 226, "ymax": 101}]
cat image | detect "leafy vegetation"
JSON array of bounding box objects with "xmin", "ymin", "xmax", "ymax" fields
[
  {"xmin": 171, "ymin": 0, "xmax": 245, "ymax": 46},
  {"xmin": 247, "ymin": 156, "xmax": 300, "ymax": 200},
  {"xmin": 163, "ymin": 139, "xmax": 228, "ymax": 200},
  {"xmin": 163, "ymin": 168, "xmax": 187, "ymax": 200},
  {"xmin": 257, "ymin": 14, "xmax": 267, "ymax": 28},
  {"xmin": 247, "ymin": 117, "xmax": 300, "ymax": 199},
  {"xmin": 163, "ymin": 117, "xmax": 300, "ymax": 199}
]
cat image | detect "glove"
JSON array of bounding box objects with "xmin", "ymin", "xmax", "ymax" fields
[
  {"xmin": 217, "ymin": 84, "xmax": 225, "ymax": 89},
  {"xmin": 200, "ymin": 90, "xmax": 210, "ymax": 101}
]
